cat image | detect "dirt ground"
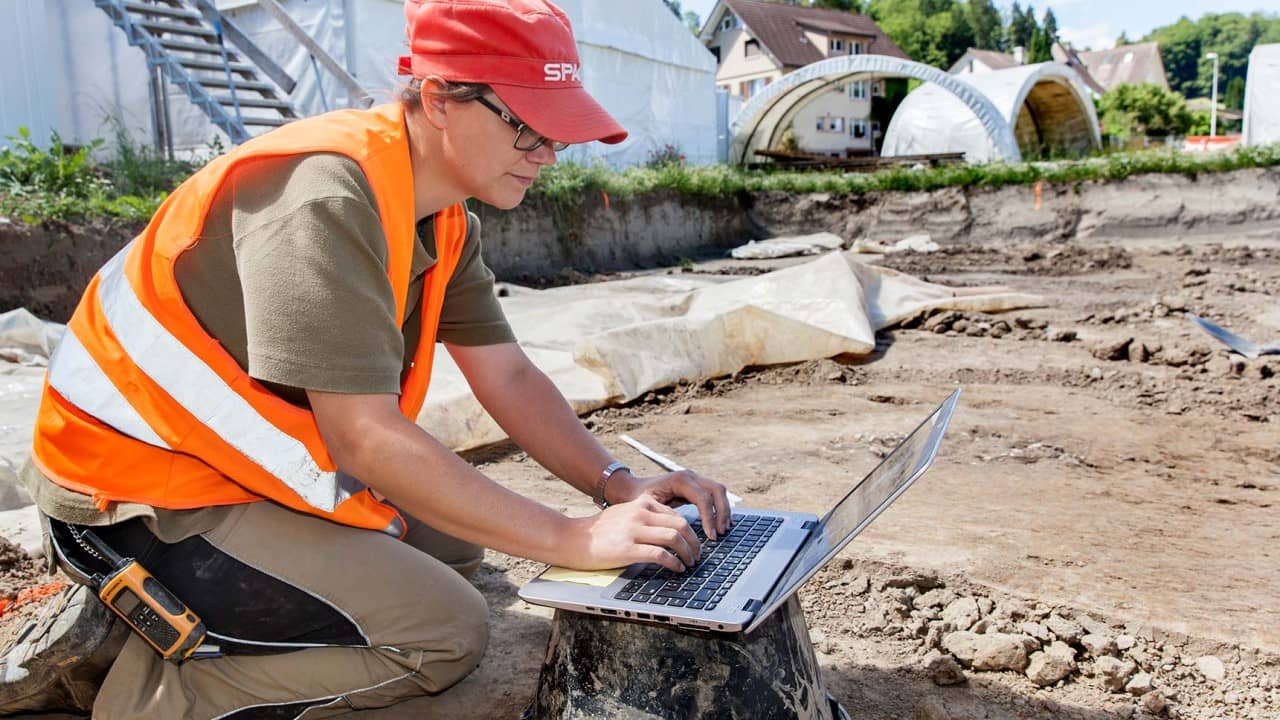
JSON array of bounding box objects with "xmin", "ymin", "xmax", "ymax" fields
[{"xmin": 2, "ymin": 227, "xmax": 1278, "ymax": 719}]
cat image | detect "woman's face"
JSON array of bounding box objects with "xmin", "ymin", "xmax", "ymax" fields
[{"xmin": 440, "ymin": 93, "xmax": 559, "ymax": 210}]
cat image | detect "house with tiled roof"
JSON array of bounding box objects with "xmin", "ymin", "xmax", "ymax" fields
[
  {"xmin": 700, "ymin": 0, "xmax": 910, "ymax": 156},
  {"xmin": 949, "ymin": 47, "xmax": 1027, "ymax": 75},
  {"xmin": 1051, "ymin": 41, "xmax": 1169, "ymax": 93}
]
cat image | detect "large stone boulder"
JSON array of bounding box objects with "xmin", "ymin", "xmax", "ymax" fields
[{"xmin": 942, "ymin": 631, "xmax": 1028, "ymax": 672}]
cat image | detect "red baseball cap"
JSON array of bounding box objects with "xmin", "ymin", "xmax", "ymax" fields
[{"xmin": 402, "ymin": 0, "xmax": 627, "ymax": 146}]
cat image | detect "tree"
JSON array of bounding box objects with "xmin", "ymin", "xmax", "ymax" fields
[
  {"xmin": 1145, "ymin": 12, "xmax": 1280, "ymax": 100},
  {"xmin": 1028, "ymin": 27, "xmax": 1051, "ymax": 63},
  {"xmin": 1224, "ymin": 75, "xmax": 1245, "ymax": 111},
  {"xmin": 1096, "ymin": 83, "xmax": 1192, "ymax": 140},
  {"xmin": 867, "ymin": 0, "xmax": 973, "ymax": 68},
  {"xmin": 1007, "ymin": 2, "xmax": 1039, "ymax": 50},
  {"xmin": 968, "ymin": 0, "xmax": 1003, "ymax": 50},
  {"xmin": 662, "ymin": 0, "xmax": 701, "ymax": 36},
  {"xmin": 1042, "ymin": 8, "xmax": 1058, "ymax": 44},
  {"xmin": 809, "ymin": 0, "xmax": 864, "ymax": 10}
]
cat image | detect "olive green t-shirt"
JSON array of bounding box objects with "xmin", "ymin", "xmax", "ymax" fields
[{"xmin": 22, "ymin": 152, "xmax": 515, "ymax": 536}]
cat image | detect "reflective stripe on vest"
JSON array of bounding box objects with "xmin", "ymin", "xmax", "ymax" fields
[{"xmin": 48, "ymin": 244, "xmax": 349, "ymax": 514}]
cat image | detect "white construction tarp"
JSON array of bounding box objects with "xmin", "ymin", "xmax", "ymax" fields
[
  {"xmin": 1244, "ymin": 44, "xmax": 1280, "ymax": 147},
  {"xmin": 0, "ymin": 255, "xmax": 1043, "ymax": 511},
  {"xmin": 1, "ymin": 0, "xmax": 718, "ymax": 167}
]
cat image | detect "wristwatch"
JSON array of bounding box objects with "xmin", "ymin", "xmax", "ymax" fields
[{"xmin": 593, "ymin": 461, "xmax": 630, "ymax": 509}]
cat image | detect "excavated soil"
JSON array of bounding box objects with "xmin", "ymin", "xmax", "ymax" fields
[{"xmin": 3, "ymin": 230, "xmax": 1279, "ymax": 720}]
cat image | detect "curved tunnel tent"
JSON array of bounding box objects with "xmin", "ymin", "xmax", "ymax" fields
[
  {"xmin": 882, "ymin": 63, "xmax": 1101, "ymax": 164},
  {"xmin": 1243, "ymin": 44, "xmax": 1280, "ymax": 147},
  {"xmin": 729, "ymin": 54, "xmax": 1020, "ymax": 165}
]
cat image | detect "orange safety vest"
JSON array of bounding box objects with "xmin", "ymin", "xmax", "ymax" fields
[{"xmin": 30, "ymin": 104, "xmax": 467, "ymax": 537}]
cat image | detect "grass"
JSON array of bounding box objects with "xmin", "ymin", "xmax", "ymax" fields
[
  {"xmin": 3, "ymin": 125, "xmax": 1279, "ymax": 225},
  {"xmin": 529, "ymin": 143, "xmax": 1280, "ymax": 205}
]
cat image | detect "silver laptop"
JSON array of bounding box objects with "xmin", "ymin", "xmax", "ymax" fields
[{"xmin": 519, "ymin": 388, "xmax": 960, "ymax": 634}]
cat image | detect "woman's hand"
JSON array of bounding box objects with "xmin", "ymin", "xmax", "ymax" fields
[
  {"xmin": 560, "ymin": 496, "xmax": 703, "ymax": 572},
  {"xmin": 607, "ymin": 469, "xmax": 732, "ymax": 540}
]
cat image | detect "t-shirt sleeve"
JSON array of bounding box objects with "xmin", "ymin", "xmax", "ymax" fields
[
  {"xmin": 230, "ymin": 155, "xmax": 405, "ymax": 395},
  {"xmin": 436, "ymin": 212, "xmax": 516, "ymax": 347}
]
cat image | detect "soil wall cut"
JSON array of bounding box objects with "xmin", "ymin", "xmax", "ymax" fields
[
  {"xmin": 3, "ymin": 168, "xmax": 1278, "ymax": 321},
  {"xmin": 750, "ymin": 167, "xmax": 1280, "ymax": 244}
]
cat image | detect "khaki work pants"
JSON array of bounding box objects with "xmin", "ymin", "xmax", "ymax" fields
[{"xmin": 87, "ymin": 501, "xmax": 489, "ymax": 719}]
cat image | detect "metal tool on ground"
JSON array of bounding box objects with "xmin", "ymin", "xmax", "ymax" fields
[
  {"xmin": 620, "ymin": 434, "xmax": 744, "ymax": 508},
  {"xmin": 68, "ymin": 527, "xmax": 207, "ymax": 662},
  {"xmin": 619, "ymin": 435, "xmax": 686, "ymax": 472},
  {"xmin": 1186, "ymin": 312, "xmax": 1280, "ymax": 359}
]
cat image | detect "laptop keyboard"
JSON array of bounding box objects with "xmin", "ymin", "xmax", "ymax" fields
[{"xmin": 613, "ymin": 514, "xmax": 781, "ymax": 611}]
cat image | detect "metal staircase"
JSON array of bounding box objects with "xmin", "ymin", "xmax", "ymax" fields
[{"xmin": 95, "ymin": 0, "xmax": 299, "ymax": 145}]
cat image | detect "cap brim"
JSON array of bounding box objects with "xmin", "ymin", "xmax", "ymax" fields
[{"xmin": 490, "ymin": 83, "xmax": 627, "ymax": 146}]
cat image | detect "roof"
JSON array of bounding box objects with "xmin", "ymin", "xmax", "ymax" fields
[
  {"xmin": 948, "ymin": 48, "xmax": 1022, "ymax": 74},
  {"xmin": 1056, "ymin": 41, "xmax": 1169, "ymax": 92},
  {"xmin": 715, "ymin": 0, "xmax": 909, "ymax": 68}
]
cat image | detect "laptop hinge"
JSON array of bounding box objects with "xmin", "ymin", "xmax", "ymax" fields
[
  {"xmin": 741, "ymin": 598, "xmax": 763, "ymax": 614},
  {"xmin": 801, "ymin": 520, "xmax": 817, "ymax": 531}
]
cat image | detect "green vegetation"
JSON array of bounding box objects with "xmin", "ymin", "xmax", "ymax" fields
[
  {"xmin": 0, "ymin": 127, "xmax": 205, "ymax": 224},
  {"xmin": 1144, "ymin": 12, "xmax": 1280, "ymax": 105},
  {"xmin": 1097, "ymin": 83, "xmax": 1193, "ymax": 141},
  {"xmin": 6, "ymin": 126, "xmax": 1279, "ymax": 225},
  {"xmin": 529, "ymin": 144, "xmax": 1280, "ymax": 204}
]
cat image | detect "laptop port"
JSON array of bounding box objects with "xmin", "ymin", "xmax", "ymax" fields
[
  {"xmin": 653, "ymin": 615, "xmax": 671, "ymax": 623},
  {"xmin": 601, "ymin": 608, "xmax": 618, "ymax": 616},
  {"xmin": 636, "ymin": 612, "xmax": 651, "ymax": 620}
]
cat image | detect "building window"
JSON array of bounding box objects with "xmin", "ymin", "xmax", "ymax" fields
[
  {"xmin": 831, "ymin": 38, "xmax": 845, "ymax": 53},
  {"xmin": 852, "ymin": 41, "xmax": 863, "ymax": 55},
  {"xmin": 871, "ymin": 80, "xmax": 884, "ymax": 97},
  {"xmin": 741, "ymin": 77, "xmax": 767, "ymax": 99},
  {"xmin": 850, "ymin": 119, "xmax": 867, "ymax": 138},
  {"xmin": 721, "ymin": 13, "xmax": 736, "ymax": 31},
  {"xmin": 871, "ymin": 121, "xmax": 881, "ymax": 137},
  {"xmin": 817, "ymin": 115, "xmax": 844, "ymax": 133},
  {"xmin": 745, "ymin": 38, "xmax": 760, "ymax": 57},
  {"xmin": 849, "ymin": 81, "xmax": 867, "ymax": 99}
]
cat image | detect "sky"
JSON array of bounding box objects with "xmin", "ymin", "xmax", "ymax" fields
[{"xmin": 681, "ymin": 0, "xmax": 1280, "ymax": 51}]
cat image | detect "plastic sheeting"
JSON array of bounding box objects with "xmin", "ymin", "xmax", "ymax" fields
[
  {"xmin": 883, "ymin": 63, "xmax": 1099, "ymax": 164},
  {"xmin": 0, "ymin": 255, "xmax": 1043, "ymax": 510},
  {"xmin": 420, "ymin": 253, "xmax": 1043, "ymax": 450},
  {"xmin": 729, "ymin": 233, "xmax": 844, "ymax": 259},
  {"xmin": 1, "ymin": 0, "xmax": 718, "ymax": 167},
  {"xmin": 1244, "ymin": 44, "xmax": 1280, "ymax": 148}
]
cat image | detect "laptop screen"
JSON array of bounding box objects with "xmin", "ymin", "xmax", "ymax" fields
[{"xmin": 748, "ymin": 389, "xmax": 960, "ymax": 631}]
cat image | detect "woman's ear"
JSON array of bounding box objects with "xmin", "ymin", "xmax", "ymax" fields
[{"xmin": 419, "ymin": 79, "xmax": 450, "ymax": 131}]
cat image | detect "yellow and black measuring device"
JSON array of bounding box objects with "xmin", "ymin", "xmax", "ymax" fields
[{"xmin": 69, "ymin": 526, "xmax": 208, "ymax": 662}]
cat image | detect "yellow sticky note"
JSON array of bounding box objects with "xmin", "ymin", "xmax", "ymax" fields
[{"xmin": 540, "ymin": 566, "xmax": 624, "ymax": 587}]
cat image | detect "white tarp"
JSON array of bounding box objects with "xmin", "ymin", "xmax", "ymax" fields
[
  {"xmin": 0, "ymin": 255, "xmax": 1043, "ymax": 514},
  {"xmin": 1244, "ymin": 44, "xmax": 1280, "ymax": 147},
  {"xmin": 0, "ymin": 0, "xmax": 718, "ymax": 167}
]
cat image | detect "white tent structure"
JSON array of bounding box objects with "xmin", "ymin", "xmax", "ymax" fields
[
  {"xmin": 729, "ymin": 54, "xmax": 1019, "ymax": 165},
  {"xmin": 0, "ymin": 0, "xmax": 719, "ymax": 167},
  {"xmin": 882, "ymin": 63, "xmax": 1100, "ymax": 164},
  {"xmin": 1244, "ymin": 44, "xmax": 1280, "ymax": 148}
]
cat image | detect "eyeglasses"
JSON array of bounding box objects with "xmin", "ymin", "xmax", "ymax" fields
[{"xmin": 474, "ymin": 96, "xmax": 570, "ymax": 153}]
